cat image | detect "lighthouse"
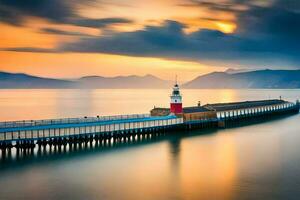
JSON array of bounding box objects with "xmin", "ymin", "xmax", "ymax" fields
[{"xmin": 170, "ymin": 78, "xmax": 183, "ymax": 114}]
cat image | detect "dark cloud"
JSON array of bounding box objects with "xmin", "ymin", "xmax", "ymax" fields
[
  {"xmin": 60, "ymin": 20, "xmax": 192, "ymax": 56},
  {"xmin": 178, "ymin": 0, "xmax": 247, "ymax": 13},
  {"xmin": 70, "ymin": 18, "xmax": 134, "ymax": 28},
  {"xmin": 0, "ymin": 47, "xmax": 58, "ymax": 53},
  {"xmin": 0, "ymin": 0, "xmax": 133, "ymax": 29},
  {"xmin": 0, "ymin": 0, "xmax": 78, "ymax": 24},
  {"xmin": 237, "ymin": 1, "xmax": 300, "ymax": 38},
  {"xmin": 41, "ymin": 28, "xmax": 93, "ymax": 37}
]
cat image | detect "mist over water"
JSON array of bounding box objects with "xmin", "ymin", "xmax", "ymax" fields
[{"xmin": 0, "ymin": 89, "xmax": 300, "ymax": 200}]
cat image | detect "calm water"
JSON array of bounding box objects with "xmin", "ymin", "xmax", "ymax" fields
[{"xmin": 0, "ymin": 89, "xmax": 300, "ymax": 200}]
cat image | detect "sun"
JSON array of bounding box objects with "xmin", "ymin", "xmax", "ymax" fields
[{"xmin": 215, "ymin": 22, "xmax": 237, "ymax": 34}]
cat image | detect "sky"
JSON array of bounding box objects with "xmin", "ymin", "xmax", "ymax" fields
[{"xmin": 0, "ymin": 0, "xmax": 300, "ymax": 81}]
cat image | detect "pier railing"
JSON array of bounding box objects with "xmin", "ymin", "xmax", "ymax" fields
[{"xmin": 0, "ymin": 114, "xmax": 150, "ymax": 129}]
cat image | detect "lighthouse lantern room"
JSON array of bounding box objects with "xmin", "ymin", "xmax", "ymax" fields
[{"xmin": 170, "ymin": 78, "xmax": 183, "ymax": 114}]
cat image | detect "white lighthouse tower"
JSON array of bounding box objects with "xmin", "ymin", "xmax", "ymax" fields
[{"xmin": 170, "ymin": 76, "xmax": 183, "ymax": 114}]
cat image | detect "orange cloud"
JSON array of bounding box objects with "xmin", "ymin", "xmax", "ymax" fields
[{"xmin": 0, "ymin": 23, "xmax": 56, "ymax": 48}]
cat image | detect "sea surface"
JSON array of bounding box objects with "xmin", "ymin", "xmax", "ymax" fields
[{"xmin": 0, "ymin": 89, "xmax": 300, "ymax": 200}]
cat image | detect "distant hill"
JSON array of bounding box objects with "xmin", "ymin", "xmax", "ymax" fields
[
  {"xmin": 225, "ymin": 68, "xmax": 254, "ymax": 74},
  {"xmin": 77, "ymin": 74, "xmax": 171, "ymax": 88},
  {"xmin": 0, "ymin": 72, "xmax": 74, "ymax": 88},
  {"xmin": 0, "ymin": 72, "xmax": 171, "ymax": 88},
  {"xmin": 183, "ymin": 70, "xmax": 300, "ymax": 89},
  {"xmin": 2, "ymin": 69, "xmax": 300, "ymax": 89}
]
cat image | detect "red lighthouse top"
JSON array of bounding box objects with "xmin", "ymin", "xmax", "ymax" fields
[{"xmin": 170, "ymin": 77, "xmax": 183, "ymax": 114}]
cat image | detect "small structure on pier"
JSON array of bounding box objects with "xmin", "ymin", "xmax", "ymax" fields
[
  {"xmin": 150, "ymin": 107, "xmax": 170, "ymax": 116},
  {"xmin": 151, "ymin": 105, "xmax": 217, "ymax": 122},
  {"xmin": 151, "ymin": 83, "xmax": 217, "ymax": 121},
  {"xmin": 182, "ymin": 106, "xmax": 216, "ymax": 122}
]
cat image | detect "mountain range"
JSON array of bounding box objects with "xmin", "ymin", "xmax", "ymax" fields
[
  {"xmin": 0, "ymin": 72, "xmax": 171, "ymax": 89},
  {"xmin": 78, "ymin": 74, "xmax": 171, "ymax": 88},
  {"xmin": 183, "ymin": 69, "xmax": 300, "ymax": 89},
  {"xmin": 0, "ymin": 72, "xmax": 74, "ymax": 88},
  {"xmin": 1, "ymin": 69, "xmax": 300, "ymax": 89}
]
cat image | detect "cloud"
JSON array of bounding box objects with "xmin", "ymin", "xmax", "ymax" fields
[
  {"xmin": 56, "ymin": 0, "xmax": 300, "ymax": 68},
  {"xmin": 237, "ymin": 1, "xmax": 300, "ymax": 38},
  {"xmin": 70, "ymin": 17, "xmax": 134, "ymax": 28},
  {"xmin": 0, "ymin": 47, "xmax": 58, "ymax": 53},
  {"xmin": 2, "ymin": 0, "xmax": 300, "ymax": 68},
  {"xmin": 41, "ymin": 28, "xmax": 93, "ymax": 37},
  {"xmin": 58, "ymin": 20, "xmax": 239, "ymax": 61},
  {"xmin": 0, "ymin": 0, "xmax": 133, "ymax": 28},
  {"xmin": 60, "ymin": 20, "xmax": 192, "ymax": 55},
  {"xmin": 178, "ymin": 0, "xmax": 248, "ymax": 13},
  {"xmin": 0, "ymin": 0, "xmax": 77, "ymax": 24}
]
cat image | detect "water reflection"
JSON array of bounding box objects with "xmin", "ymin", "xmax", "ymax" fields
[
  {"xmin": 55, "ymin": 89, "xmax": 96, "ymax": 118},
  {"xmin": 0, "ymin": 130, "xmax": 202, "ymax": 173},
  {"xmin": 219, "ymin": 89, "xmax": 237, "ymax": 103}
]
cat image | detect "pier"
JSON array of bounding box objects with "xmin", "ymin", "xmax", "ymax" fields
[
  {"xmin": 0, "ymin": 99, "xmax": 299, "ymax": 151},
  {"xmin": 0, "ymin": 84, "xmax": 299, "ymax": 151},
  {"xmin": 0, "ymin": 114, "xmax": 183, "ymax": 150}
]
